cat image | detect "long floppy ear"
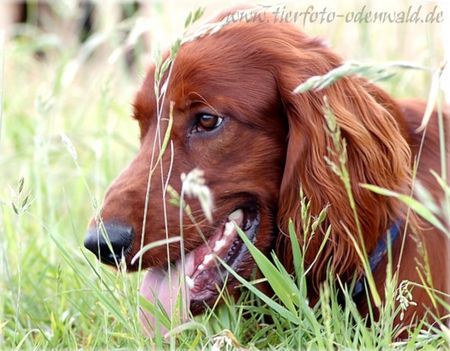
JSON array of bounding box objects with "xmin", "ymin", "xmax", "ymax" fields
[{"xmin": 273, "ymin": 34, "xmax": 411, "ymax": 287}]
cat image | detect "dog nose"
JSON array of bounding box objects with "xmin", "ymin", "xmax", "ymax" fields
[{"xmin": 84, "ymin": 222, "xmax": 134, "ymax": 265}]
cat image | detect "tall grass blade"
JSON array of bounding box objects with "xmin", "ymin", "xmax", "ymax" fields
[{"xmin": 361, "ymin": 184, "xmax": 449, "ymax": 236}]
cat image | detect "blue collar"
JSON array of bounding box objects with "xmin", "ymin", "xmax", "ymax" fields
[{"xmin": 353, "ymin": 220, "xmax": 402, "ymax": 297}]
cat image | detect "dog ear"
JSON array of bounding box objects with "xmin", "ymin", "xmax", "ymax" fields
[
  {"xmin": 133, "ymin": 65, "xmax": 157, "ymax": 141},
  {"xmin": 272, "ymin": 35, "xmax": 411, "ymax": 286}
]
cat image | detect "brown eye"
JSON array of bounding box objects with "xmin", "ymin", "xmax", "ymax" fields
[{"xmin": 194, "ymin": 113, "xmax": 224, "ymax": 132}]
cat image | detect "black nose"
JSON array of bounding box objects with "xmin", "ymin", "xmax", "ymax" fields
[{"xmin": 84, "ymin": 222, "xmax": 134, "ymax": 265}]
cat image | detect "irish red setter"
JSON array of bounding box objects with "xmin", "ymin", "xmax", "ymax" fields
[{"xmin": 84, "ymin": 8, "xmax": 449, "ymax": 336}]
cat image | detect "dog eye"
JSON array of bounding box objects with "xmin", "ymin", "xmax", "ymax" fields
[{"xmin": 194, "ymin": 113, "xmax": 223, "ymax": 132}]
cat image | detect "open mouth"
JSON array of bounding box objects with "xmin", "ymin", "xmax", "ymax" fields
[{"xmin": 139, "ymin": 206, "xmax": 260, "ymax": 332}]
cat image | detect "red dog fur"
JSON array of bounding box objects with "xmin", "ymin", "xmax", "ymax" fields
[{"xmin": 86, "ymin": 9, "xmax": 450, "ymax": 332}]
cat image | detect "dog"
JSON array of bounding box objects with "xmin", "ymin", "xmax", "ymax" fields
[{"xmin": 84, "ymin": 7, "xmax": 450, "ymax": 335}]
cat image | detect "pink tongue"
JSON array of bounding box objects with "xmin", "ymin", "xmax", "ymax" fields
[{"xmin": 139, "ymin": 253, "xmax": 194, "ymax": 337}]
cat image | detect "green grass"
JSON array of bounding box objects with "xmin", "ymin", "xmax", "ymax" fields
[{"xmin": 1, "ymin": 2, "xmax": 449, "ymax": 349}]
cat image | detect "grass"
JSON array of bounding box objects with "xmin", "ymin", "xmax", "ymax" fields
[{"xmin": 1, "ymin": 1, "xmax": 449, "ymax": 349}]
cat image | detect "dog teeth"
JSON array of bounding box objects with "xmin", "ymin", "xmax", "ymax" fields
[
  {"xmin": 203, "ymin": 253, "xmax": 214, "ymax": 265},
  {"xmin": 228, "ymin": 209, "xmax": 243, "ymax": 222},
  {"xmin": 214, "ymin": 239, "xmax": 226, "ymax": 252},
  {"xmin": 224, "ymin": 222, "xmax": 235, "ymax": 237},
  {"xmin": 185, "ymin": 276, "xmax": 194, "ymax": 289}
]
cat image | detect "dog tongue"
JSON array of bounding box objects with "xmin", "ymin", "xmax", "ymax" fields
[{"xmin": 139, "ymin": 253, "xmax": 194, "ymax": 337}]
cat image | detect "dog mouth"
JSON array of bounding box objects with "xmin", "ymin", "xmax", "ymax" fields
[{"xmin": 139, "ymin": 206, "xmax": 259, "ymax": 332}]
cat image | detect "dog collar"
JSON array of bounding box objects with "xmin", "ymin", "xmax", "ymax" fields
[{"xmin": 352, "ymin": 220, "xmax": 402, "ymax": 297}]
